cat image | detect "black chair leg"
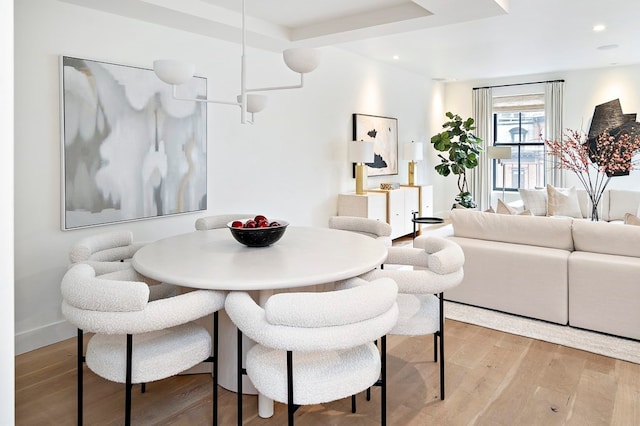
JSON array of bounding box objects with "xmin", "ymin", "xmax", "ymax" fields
[
  {"xmin": 351, "ymin": 394, "xmax": 356, "ymax": 413},
  {"xmin": 237, "ymin": 328, "xmax": 243, "ymax": 426},
  {"xmin": 381, "ymin": 335, "xmax": 387, "ymax": 426},
  {"xmin": 213, "ymin": 311, "xmax": 219, "ymax": 426},
  {"xmin": 125, "ymin": 334, "xmax": 133, "ymax": 426},
  {"xmin": 433, "ymin": 334, "xmax": 438, "ymax": 362},
  {"xmin": 439, "ymin": 292, "xmax": 445, "ymax": 400},
  {"xmin": 77, "ymin": 328, "xmax": 83, "ymax": 426},
  {"xmin": 287, "ymin": 351, "xmax": 294, "ymax": 426}
]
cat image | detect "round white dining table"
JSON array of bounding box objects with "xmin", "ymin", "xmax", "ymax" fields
[
  {"xmin": 132, "ymin": 226, "xmax": 387, "ymax": 418},
  {"xmin": 133, "ymin": 226, "xmax": 387, "ymax": 290}
]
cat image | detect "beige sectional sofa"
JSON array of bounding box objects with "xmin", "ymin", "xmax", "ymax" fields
[{"xmin": 438, "ymin": 208, "xmax": 640, "ymax": 341}]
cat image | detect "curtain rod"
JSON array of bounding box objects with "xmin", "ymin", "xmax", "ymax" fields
[{"xmin": 473, "ymin": 79, "xmax": 565, "ymax": 90}]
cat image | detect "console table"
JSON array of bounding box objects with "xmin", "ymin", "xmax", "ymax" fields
[{"xmin": 338, "ymin": 184, "xmax": 433, "ymax": 239}]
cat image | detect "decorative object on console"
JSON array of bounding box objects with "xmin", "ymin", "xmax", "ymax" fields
[
  {"xmin": 430, "ymin": 112, "xmax": 483, "ymax": 209},
  {"xmin": 402, "ymin": 141, "xmax": 423, "ymax": 186},
  {"xmin": 487, "ymin": 146, "xmax": 512, "ymax": 202},
  {"xmin": 545, "ymin": 126, "xmax": 640, "ymax": 221},
  {"xmin": 379, "ymin": 183, "xmax": 400, "ymax": 190},
  {"xmin": 352, "ymin": 114, "xmax": 398, "ymax": 177},
  {"xmin": 60, "ymin": 56, "xmax": 207, "ymax": 230},
  {"xmin": 153, "ymin": 0, "xmax": 320, "ymax": 124},
  {"xmin": 348, "ymin": 141, "xmax": 375, "ymax": 195}
]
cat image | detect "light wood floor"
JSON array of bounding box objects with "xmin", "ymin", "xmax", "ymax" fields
[{"xmin": 16, "ymin": 318, "xmax": 640, "ymax": 425}]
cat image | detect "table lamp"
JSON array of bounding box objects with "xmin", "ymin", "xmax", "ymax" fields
[
  {"xmin": 488, "ymin": 146, "xmax": 512, "ymax": 201},
  {"xmin": 348, "ymin": 141, "xmax": 374, "ymax": 195},
  {"xmin": 403, "ymin": 142, "xmax": 423, "ymax": 186}
]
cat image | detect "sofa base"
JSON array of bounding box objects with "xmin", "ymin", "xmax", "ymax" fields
[{"xmin": 446, "ymin": 236, "xmax": 569, "ymax": 325}]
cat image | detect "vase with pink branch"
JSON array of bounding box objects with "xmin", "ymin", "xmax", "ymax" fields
[{"xmin": 546, "ymin": 129, "xmax": 640, "ymax": 221}]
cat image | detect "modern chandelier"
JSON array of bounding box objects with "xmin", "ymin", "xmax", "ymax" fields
[{"xmin": 153, "ymin": 0, "xmax": 320, "ymax": 124}]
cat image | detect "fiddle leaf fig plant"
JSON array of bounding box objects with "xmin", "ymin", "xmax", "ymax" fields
[{"xmin": 430, "ymin": 112, "xmax": 483, "ymax": 208}]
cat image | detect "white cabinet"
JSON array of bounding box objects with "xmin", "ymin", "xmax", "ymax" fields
[
  {"xmin": 386, "ymin": 187, "xmax": 419, "ymax": 239},
  {"xmin": 418, "ymin": 185, "xmax": 434, "ymax": 217},
  {"xmin": 337, "ymin": 192, "xmax": 387, "ymax": 223},
  {"xmin": 338, "ymin": 185, "xmax": 433, "ymax": 239},
  {"xmin": 412, "ymin": 185, "xmax": 435, "ymax": 236}
]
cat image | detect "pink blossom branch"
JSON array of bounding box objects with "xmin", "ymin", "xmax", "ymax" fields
[{"xmin": 545, "ymin": 128, "xmax": 640, "ymax": 213}]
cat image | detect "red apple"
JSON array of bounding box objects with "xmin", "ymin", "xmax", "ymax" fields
[
  {"xmin": 254, "ymin": 215, "xmax": 267, "ymax": 222},
  {"xmin": 231, "ymin": 220, "xmax": 243, "ymax": 228},
  {"xmin": 269, "ymin": 221, "xmax": 281, "ymax": 227},
  {"xmin": 244, "ymin": 220, "xmax": 257, "ymax": 228}
]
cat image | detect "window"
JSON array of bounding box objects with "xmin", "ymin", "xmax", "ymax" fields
[{"xmin": 492, "ymin": 94, "xmax": 546, "ymax": 191}]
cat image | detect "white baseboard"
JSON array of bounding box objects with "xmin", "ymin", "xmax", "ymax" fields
[{"xmin": 15, "ymin": 320, "xmax": 76, "ymax": 355}]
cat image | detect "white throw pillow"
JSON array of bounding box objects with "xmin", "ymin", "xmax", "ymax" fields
[
  {"xmin": 546, "ymin": 185, "xmax": 583, "ymax": 218},
  {"xmin": 518, "ymin": 188, "xmax": 547, "ymax": 216}
]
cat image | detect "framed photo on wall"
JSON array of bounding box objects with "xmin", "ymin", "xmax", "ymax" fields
[
  {"xmin": 60, "ymin": 56, "xmax": 208, "ymax": 230},
  {"xmin": 352, "ymin": 113, "xmax": 398, "ymax": 177}
]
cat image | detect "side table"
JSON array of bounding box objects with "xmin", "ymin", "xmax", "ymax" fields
[{"xmin": 411, "ymin": 211, "xmax": 444, "ymax": 239}]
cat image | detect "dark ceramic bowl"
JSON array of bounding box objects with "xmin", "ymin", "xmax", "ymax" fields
[{"xmin": 227, "ymin": 220, "xmax": 289, "ymax": 247}]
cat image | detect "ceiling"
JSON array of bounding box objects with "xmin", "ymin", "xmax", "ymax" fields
[{"xmin": 59, "ymin": 0, "xmax": 640, "ymax": 81}]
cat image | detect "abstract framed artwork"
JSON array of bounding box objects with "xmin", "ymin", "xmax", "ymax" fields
[
  {"xmin": 60, "ymin": 56, "xmax": 207, "ymax": 230},
  {"xmin": 352, "ymin": 113, "xmax": 398, "ymax": 177}
]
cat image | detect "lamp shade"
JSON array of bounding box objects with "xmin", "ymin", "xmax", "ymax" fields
[
  {"xmin": 348, "ymin": 141, "xmax": 374, "ymax": 163},
  {"xmin": 402, "ymin": 142, "xmax": 424, "ymax": 161},
  {"xmin": 236, "ymin": 94, "xmax": 268, "ymax": 113},
  {"xmin": 153, "ymin": 60, "xmax": 195, "ymax": 85},
  {"xmin": 487, "ymin": 146, "xmax": 512, "ymax": 160},
  {"xmin": 283, "ymin": 48, "xmax": 320, "ymax": 74}
]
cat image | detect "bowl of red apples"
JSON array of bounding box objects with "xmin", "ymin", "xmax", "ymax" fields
[{"xmin": 227, "ymin": 215, "xmax": 289, "ymax": 247}]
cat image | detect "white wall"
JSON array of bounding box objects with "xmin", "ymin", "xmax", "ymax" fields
[
  {"xmin": 441, "ymin": 65, "xmax": 640, "ymax": 210},
  {"xmin": 2, "ymin": 0, "xmax": 15, "ymax": 421},
  {"xmin": 14, "ymin": 0, "xmax": 437, "ymax": 353}
]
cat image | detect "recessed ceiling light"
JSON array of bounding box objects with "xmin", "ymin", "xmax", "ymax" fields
[
  {"xmin": 392, "ymin": 55, "xmax": 400, "ymax": 60},
  {"xmin": 593, "ymin": 24, "xmax": 606, "ymax": 32},
  {"xmin": 597, "ymin": 44, "xmax": 619, "ymax": 50}
]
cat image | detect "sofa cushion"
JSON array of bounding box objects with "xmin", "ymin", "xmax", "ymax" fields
[
  {"xmin": 518, "ymin": 188, "xmax": 547, "ymax": 216},
  {"xmin": 624, "ymin": 213, "xmax": 640, "ymax": 226},
  {"xmin": 572, "ymin": 219, "xmax": 640, "ymax": 257},
  {"xmin": 447, "ymin": 236, "xmax": 570, "ymax": 325},
  {"xmin": 450, "ymin": 209, "xmax": 574, "ymax": 250},
  {"xmin": 547, "ymin": 185, "xmax": 582, "ymax": 218},
  {"xmin": 496, "ymin": 199, "xmax": 532, "ymax": 215},
  {"xmin": 608, "ymin": 189, "xmax": 640, "ymax": 221},
  {"xmin": 569, "ymin": 251, "xmax": 640, "ymax": 340}
]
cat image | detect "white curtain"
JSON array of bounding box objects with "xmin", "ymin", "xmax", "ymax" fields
[
  {"xmin": 471, "ymin": 87, "xmax": 493, "ymax": 210},
  {"xmin": 545, "ymin": 81, "xmax": 565, "ymax": 187}
]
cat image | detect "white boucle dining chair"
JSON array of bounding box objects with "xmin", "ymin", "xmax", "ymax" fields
[
  {"xmin": 328, "ymin": 216, "xmax": 393, "ymax": 247},
  {"xmin": 195, "ymin": 213, "xmax": 258, "ymax": 230},
  {"xmin": 225, "ymin": 277, "xmax": 399, "ymax": 426},
  {"xmin": 68, "ymin": 230, "xmax": 147, "ymax": 275},
  {"xmin": 343, "ymin": 235, "xmax": 464, "ymax": 400},
  {"xmin": 61, "ymin": 263, "xmax": 227, "ymax": 425}
]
